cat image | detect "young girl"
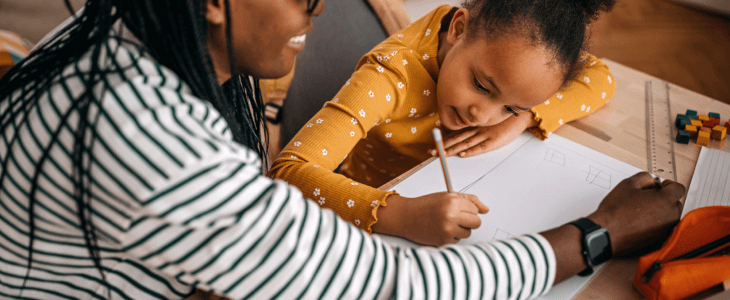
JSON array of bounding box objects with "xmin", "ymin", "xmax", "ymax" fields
[{"xmin": 269, "ymin": 0, "xmax": 618, "ymax": 246}]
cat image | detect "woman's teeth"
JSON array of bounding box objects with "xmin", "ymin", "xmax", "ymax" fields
[{"xmin": 288, "ymin": 34, "xmax": 306, "ymax": 48}]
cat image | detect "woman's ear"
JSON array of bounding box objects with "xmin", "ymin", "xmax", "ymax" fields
[
  {"xmin": 446, "ymin": 8, "xmax": 470, "ymax": 45},
  {"xmin": 206, "ymin": 0, "xmax": 226, "ymax": 26}
]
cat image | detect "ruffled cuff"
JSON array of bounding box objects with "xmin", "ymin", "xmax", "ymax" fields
[{"xmin": 364, "ymin": 190, "xmax": 399, "ymax": 233}]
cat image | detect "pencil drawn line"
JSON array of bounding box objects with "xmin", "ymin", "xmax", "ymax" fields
[{"xmin": 460, "ymin": 136, "xmax": 536, "ymax": 193}]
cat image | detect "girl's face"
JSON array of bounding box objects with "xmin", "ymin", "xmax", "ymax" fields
[
  {"xmin": 436, "ymin": 9, "xmax": 564, "ymax": 131},
  {"xmin": 210, "ymin": 0, "xmax": 325, "ymax": 80}
]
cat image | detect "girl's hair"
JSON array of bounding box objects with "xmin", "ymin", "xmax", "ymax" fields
[
  {"xmin": 461, "ymin": 0, "xmax": 616, "ymax": 87},
  {"xmin": 0, "ymin": 0, "xmax": 319, "ymax": 296}
]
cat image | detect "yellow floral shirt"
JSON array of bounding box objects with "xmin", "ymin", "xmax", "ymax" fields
[{"xmin": 268, "ymin": 5, "xmax": 616, "ymax": 232}]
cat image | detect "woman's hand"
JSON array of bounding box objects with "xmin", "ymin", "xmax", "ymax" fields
[
  {"xmin": 587, "ymin": 172, "xmax": 686, "ymax": 256},
  {"xmin": 373, "ymin": 193, "xmax": 489, "ymax": 246},
  {"xmin": 441, "ymin": 111, "xmax": 538, "ymax": 158}
]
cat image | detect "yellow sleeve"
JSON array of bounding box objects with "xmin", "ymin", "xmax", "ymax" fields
[
  {"xmin": 529, "ymin": 54, "xmax": 616, "ymax": 139},
  {"xmin": 268, "ymin": 51, "xmax": 408, "ymax": 233}
]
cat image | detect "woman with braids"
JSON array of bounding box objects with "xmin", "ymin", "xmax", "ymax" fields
[
  {"xmin": 269, "ymin": 0, "xmax": 622, "ymax": 247},
  {"xmin": 0, "ymin": 0, "xmax": 685, "ymax": 299}
]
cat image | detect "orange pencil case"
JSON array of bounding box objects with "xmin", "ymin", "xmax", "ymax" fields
[{"xmin": 634, "ymin": 206, "xmax": 730, "ymax": 300}]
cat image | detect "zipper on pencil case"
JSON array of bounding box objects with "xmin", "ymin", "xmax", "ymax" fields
[{"xmin": 640, "ymin": 233, "xmax": 730, "ymax": 284}]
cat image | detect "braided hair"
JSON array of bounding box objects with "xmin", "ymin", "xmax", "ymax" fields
[
  {"xmin": 0, "ymin": 0, "xmax": 320, "ymax": 296},
  {"xmin": 461, "ymin": 0, "xmax": 616, "ymax": 87}
]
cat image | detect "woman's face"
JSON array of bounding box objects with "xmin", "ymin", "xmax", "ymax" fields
[
  {"xmin": 215, "ymin": 0, "xmax": 324, "ymax": 79},
  {"xmin": 436, "ymin": 9, "xmax": 564, "ymax": 131}
]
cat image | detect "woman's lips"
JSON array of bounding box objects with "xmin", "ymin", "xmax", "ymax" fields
[{"xmin": 453, "ymin": 107, "xmax": 468, "ymax": 127}]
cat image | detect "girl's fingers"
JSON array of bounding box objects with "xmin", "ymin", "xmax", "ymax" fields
[
  {"xmin": 456, "ymin": 213, "xmax": 482, "ymax": 229},
  {"xmin": 453, "ymin": 226, "xmax": 473, "ymax": 239},
  {"xmin": 443, "ymin": 129, "xmax": 479, "ymax": 149}
]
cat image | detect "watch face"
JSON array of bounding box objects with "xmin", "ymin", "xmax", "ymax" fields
[{"xmin": 585, "ymin": 229, "xmax": 611, "ymax": 266}]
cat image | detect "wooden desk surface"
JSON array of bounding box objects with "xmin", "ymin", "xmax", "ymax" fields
[{"xmin": 380, "ymin": 59, "xmax": 730, "ymax": 299}]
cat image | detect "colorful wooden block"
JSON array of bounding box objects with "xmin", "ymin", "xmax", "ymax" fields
[
  {"xmin": 690, "ymin": 119, "xmax": 703, "ymax": 127},
  {"xmin": 686, "ymin": 109, "xmax": 698, "ymax": 118},
  {"xmin": 711, "ymin": 125, "xmax": 727, "ymax": 141},
  {"xmin": 709, "ymin": 112, "xmax": 721, "ymax": 119},
  {"xmin": 703, "ymin": 120, "xmax": 716, "ymax": 127},
  {"xmin": 675, "ymin": 114, "xmax": 689, "ymax": 128},
  {"xmin": 676, "ymin": 130, "xmax": 691, "ymax": 144},
  {"xmin": 710, "ymin": 118, "xmax": 721, "ymax": 126},
  {"xmin": 698, "ymin": 114, "xmax": 710, "ymax": 121},
  {"xmin": 726, "ymin": 120, "xmax": 730, "ymax": 128},
  {"xmin": 701, "ymin": 126, "xmax": 712, "ymax": 133},
  {"xmin": 685, "ymin": 125, "xmax": 698, "ymax": 139},
  {"xmin": 697, "ymin": 131, "xmax": 711, "ymax": 146}
]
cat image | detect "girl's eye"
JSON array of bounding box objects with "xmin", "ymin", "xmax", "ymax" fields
[
  {"xmin": 505, "ymin": 106, "xmax": 520, "ymax": 116},
  {"xmin": 473, "ymin": 76, "xmax": 490, "ymax": 94}
]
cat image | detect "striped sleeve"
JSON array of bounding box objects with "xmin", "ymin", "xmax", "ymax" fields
[{"xmin": 95, "ymin": 55, "xmax": 556, "ymax": 299}]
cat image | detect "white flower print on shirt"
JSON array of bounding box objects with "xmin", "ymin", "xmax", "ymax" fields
[
  {"xmin": 429, "ymin": 112, "xmax": 435, "ymax": 117},
  {"xmin": 385, "ymin": 119, "xmax": 391, "ymax": 123},
  {"xmin": 347, "ymin": 199, "xmax": 355, "ymax": 208},
  {"xmin": 581, "ymin": 104, "xmax": 586, "ymax": 112},
  {"xmin": 384, "ymin": 55, "xmax": 390, "ymax": 61},
  {"xmin": 410, "ymin": 108, "xmax": 417, "ymax": 114},
  {"xmin": 359, "ymin": 109, "xmax": 366, "ymax": 117},
  {"xmin": 350, "ymin": 131, "xmax": 355, "ymax": 137},
  {"xmin": 368, "ymin": 91, "xmax": 374, "ymax": 97},
  {"xmin": 385, "ymin": 132, "xmax": 392, "ymax": 138},
  {"xmin": 607, "ymin": 75, "xmax": 612, "ymax": 84},
  {"xmin": 291, "ymin": 155, "xmax": 298, "ymax": 159},
  {"xmin": 345, "ymin": 80, "xmax": 350, "ymax": 86},
  {"xmin": 307, "ymin": 123, "xmax": 313, "ymax": 128},
  {"xmin": 556, "ymin": 93, "xmax": 563, "ymax": 99},
  {"xmin": 377, "ymin": 66, "xmax": 384, "ymax": 73},
  {"xmin": 333, "ymin": 98, "xmax": 339, "ymax": 103},
  {"xmin": 294, "ymin": 141, "xmax": 302, "ymax": 146},
  {"xmin": 316, "ymin": 118, "xmax": 323, "ymax": 124},
  {"xmin": 386, "ymin": 94, "xmax": 391, "ymax": 101},
  {"xmin": 313, "ymin": 188, "xmax": 320, "ymax": 197},
  {"xmin": 318, "ymin": 197, "xmax": 325, "ymax": 205},
  {"xmin": 403, "ymin": 59, "xmax": 408, "ymax": 66},
  {"xmin": 397, "ymin": 82, "xmax": 404, "ymax": 89},
  {"xmin": 351, "ymin": 118, "xmax": 358, "ymax": 125},
  {"xmin": 355, "ymin": 220, "xmax": 360, "ymax": 226},
  {"xmin": 411, "ymin": 127, "xmax": 417, "ymax": 134},
  {"xmin": 545, "ymin": 100, "xmax": 550, "ymax": 105},
  {"xmin": 602, "ymin": 92, "xmax": 606, "ymax": 99},
  {"xmin": 371, "ymin": 200, "xmax": 379, "ymax": 207},
  {"xmin": 377, "ymin": 56, "xmax": 383, "ymax": 62},
  {"xmin": 423, "ymin": 54, "xmax": 430, "ymax": 60},
  {"xmin": 397, "ymin": 33, "xmax": 404, "ymax": 38},
  {"xmin": 392, "ymin": 50, "xmax": 398, "ymax": 56},
  {"xmin": 590, "ymin": 61, "xmax": 597, "ymax": 66},
  {"xmin": 559, "ymin": 119, "xmax": 564, "ymax": 125},
  {"xmin": 586, "ymin": 106, "xmax": 591, "ymax": 112},
  {"xmin": 583, "ymin": 76, "xmax": 590, "ymax": 83},
  {"xmin": 423, "ymin": 90, "xmax": 430, "ymax": 96},
  {"xmin": 435, "ymin": 120, "xmax": 441, "ymax": 126},
  {"xmin": 367, "ymin": 58, "xmax": 372, "ymax": 64},
  {"xmin": 351, "ymin": 182, "xmax": 358, "ymax": 185},
  {"xmin": 322, "ymin": 149, "xmax": 328, "ymax": 156}
]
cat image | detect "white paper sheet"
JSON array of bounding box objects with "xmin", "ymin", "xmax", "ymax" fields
[
  {"xmin": 378, "ymin": 132, "xmax": 645, "ymax": 299},
  {"xmin": 684, "ymin": 147, "xmax": 730, "ymax": 217}
]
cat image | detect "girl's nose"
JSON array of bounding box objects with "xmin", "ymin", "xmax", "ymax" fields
[{"xmin": 469, "ymin": 104, "xmax": 501, "ymax": 126}]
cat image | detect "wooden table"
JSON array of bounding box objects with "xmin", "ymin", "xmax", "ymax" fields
[{"xmin": 380, "ymin": 59, "xmax": 730, "ymax": 299}]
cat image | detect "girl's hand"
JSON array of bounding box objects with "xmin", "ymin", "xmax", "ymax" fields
[
  {"xmin": 373, "ymin": 193, "xmax": 489, "ymax": 246},
  {"xmin": 441, "ymin": 111, "xmax": 538, "ymax": 158}
]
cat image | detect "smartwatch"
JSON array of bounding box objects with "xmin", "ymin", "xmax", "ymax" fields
[{"xmin": 568, "ymin": 217, "xmax": 612, "ymax": 276}]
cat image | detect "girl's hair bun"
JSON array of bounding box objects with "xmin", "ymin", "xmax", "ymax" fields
[{"xmin": 581, "ymin": 0, "xmax": 616, "ymax": 23}]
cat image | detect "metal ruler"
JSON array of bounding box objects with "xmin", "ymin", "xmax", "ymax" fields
[{"xmin": 645, "ymin": 80, "xmax": 678, "ymax": 181}]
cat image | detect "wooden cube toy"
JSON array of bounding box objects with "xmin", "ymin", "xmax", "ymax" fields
[
  {"xmin": 710, "ymin": 118, "xmax": 721, "ymax": 126},
  {"xmin": 686, "ymin": 109, "xmax": 698, "ymax": 118},
  {"xmin": 676, "ymin": 114, "xmax": 690, "ymax": 128},
  {"xmin": 701, "ymin": 126, "xmax": 712, "ymax": 133},
  {"xmin": 698, "ymin": 114, "xmax": 710, "ymax": 121},
  {"xmin": 711, "ymin": 125, "xmax": 727, "ymax": 141},
  {"xmin": 703, "ymin": 120, "xmax": 717, "ymax": 127},
  {"xmin": 685, "ymin": 125, "xmax": 698, "ymax": 139},
  {"xmin": 697, "ymin": 131, "xmax": 711, "ymax": 146},
  {"xmin": 726, "ymin": 120, "xmax": 730, "ymax": 128},
  {"xmin": 709, "ymin": 112, "xmax": 721, "ymax": 119},
  {"xmin": 676, "ymin": 130, "xmax": 691, "ymax": 144},
  {"xmin": 690, "ymin": 119, "xmax": 703, "ymax": 127}
]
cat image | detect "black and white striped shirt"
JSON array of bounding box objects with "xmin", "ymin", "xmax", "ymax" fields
[{"xmin": 0, "ymin": 33, "xmax": 556, "ymax": 300}]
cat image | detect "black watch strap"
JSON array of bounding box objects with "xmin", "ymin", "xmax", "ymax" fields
[{"xmin": 569, "ymin": 217, "xmax": 611, "ymax": 277}]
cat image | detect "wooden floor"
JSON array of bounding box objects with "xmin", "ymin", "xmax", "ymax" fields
[{"xmin": 589, "ymin": 0, "xmax": 730, "ymax": 105}]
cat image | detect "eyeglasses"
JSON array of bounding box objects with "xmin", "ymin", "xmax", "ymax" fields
[{"xmin": 306, "ymin": 0, "xmax": 320, "ymax": 14}]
